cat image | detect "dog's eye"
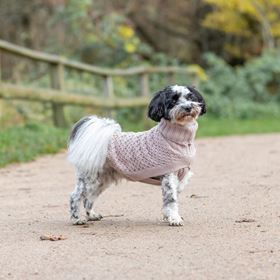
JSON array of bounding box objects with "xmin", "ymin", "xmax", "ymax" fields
[
  {"xmin": 185, "ymin": 93, "xmax": 193, "ymax": 100},
  {"xmin": 172, "ymin": 93, "xmax": 179, "ymax": 101}
]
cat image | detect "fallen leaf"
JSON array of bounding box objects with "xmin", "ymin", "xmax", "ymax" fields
[
  {"xmin": 190, "ymin": 194, "xmax": 208, "ymax": 199},
  {"xmin": 235, "ymin": 218, "xmax": 256, "ymax": 223},
  {"xmin": 102, "ymin": 214, "xmax": 124, "ymax": 218},
  {"xmin": 249, "ymin": 249, "xmax": 273, "ymax": 254},
  {"xmin": 40, "ymin": 234, "xmax": 67, "ymax": 241}
]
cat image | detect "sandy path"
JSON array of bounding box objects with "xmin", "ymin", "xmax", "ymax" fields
[{"xmin": 0, "ymin": 134, "xmax": 279, "ymax": 280}]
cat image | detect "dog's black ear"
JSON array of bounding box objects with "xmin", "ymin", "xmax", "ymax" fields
[
  {"xmin": 148, "ymin": 90, "xmax": 166, "ymax": 122},
  {"xmin": 187, "ymin": 86, "xmax": 207, "ymax": 116}
]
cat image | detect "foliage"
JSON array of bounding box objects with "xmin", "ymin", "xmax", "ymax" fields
[
  {"xmin": 0, "ymin": 123, "xmax": 68, "ymax": 167},
  {"xmin": 203, "ymin": 0, "xmax": 280, "ymax": 58},
  {"xmin": 199, "ymin": 50, "xmax": 280, "ymax": 118},
  {"xmin": 2, "ymin": 0, "xmax": 280, "ymax": 68},
  {"xmin": 204, "ymin": 0, "xmax": 280, "ymax": 35},
  {"xmin": 51, "ymin": 1, "xmax": 152, "ymax": 67}
]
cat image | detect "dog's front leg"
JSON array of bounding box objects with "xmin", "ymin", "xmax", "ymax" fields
[
  {"xmin": 161, "ymin": 173, "xmax": 183, "ymax": 226},
  {"xmin": 177, "ymin": 170, "xmax": 193, "ymax": 194}
]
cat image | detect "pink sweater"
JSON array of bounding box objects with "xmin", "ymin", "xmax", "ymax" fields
[{"xmin": 107, "ymin": 119, "xmax": 197, "ymax": 185}]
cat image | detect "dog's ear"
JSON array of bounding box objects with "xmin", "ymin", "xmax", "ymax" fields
[
  {"xmin": 187, "ymin": 86, "xmax": 207, "ymax": 116},
  {"xmin": 148, "ymin": 89, "xmax": 166, "ymax": 122},
  {"xmin": 148, "ymin": 90, "xmax": 165, "ymax": 122}
]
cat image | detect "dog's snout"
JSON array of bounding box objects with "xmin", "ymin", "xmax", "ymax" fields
[{"xmin": 182, "ymin": 104, "xmax": 192, "ymax": 112}]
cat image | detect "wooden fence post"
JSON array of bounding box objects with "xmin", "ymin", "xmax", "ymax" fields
[
  {"xmin": 140, "ymin": 73, "xmax": 149, "ymax": 97},
  {"xmin": 103, "ymin": 75, "xmax": 114, "ymax": 98},
  {"xmin": 140, "ymin": 73, "xmax": 150, "ymax": 128},
  {"xmin": 0, "ymin": 51, "xmax": 2, "ymax": 82},
  {"xmin": 50, "ymin": 62, "xmax": 67, "ymax": 127},
  {"xmin": 103, "ymin": 75, "xmax": 114, "ymax": 117}
]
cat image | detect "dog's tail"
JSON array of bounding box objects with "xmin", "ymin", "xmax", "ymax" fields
[{"xmin": 68, "ymin": 116, "xmax": 121, "ymax": 176}]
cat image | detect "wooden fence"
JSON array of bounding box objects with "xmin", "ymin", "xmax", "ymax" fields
[{"xmin": 0, "ymin": 39, "xmax": 199, "ymax": 127}]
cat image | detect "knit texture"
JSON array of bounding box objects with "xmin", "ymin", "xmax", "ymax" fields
[{"xmin": 107, "ymin": 119, "xmax": 198, "ymax": 185}]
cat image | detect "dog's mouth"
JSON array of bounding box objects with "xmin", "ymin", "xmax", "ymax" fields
[
  {"xmin": 176, "ymin": 108, "xmax": 200, "ymax": 122},
  {"xmin": 170, "ymin": 103, "xmax": 201, "ymax": 125}
]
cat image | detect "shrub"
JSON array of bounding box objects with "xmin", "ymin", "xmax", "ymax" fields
[{"xmin": 199, "ymin": 51, "xmax": 280, "ymax": 119}]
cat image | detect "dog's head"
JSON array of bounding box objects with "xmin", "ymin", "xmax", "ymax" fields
[{"xmin": 148, "ymin": 85, "xmax": 206, "ymax": 125}]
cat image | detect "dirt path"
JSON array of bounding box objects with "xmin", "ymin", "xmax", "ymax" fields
[{"xmin": 0, "ymin": 134, "xmax": 279, "ymax": 280}]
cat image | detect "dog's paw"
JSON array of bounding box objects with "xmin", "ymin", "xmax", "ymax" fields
[
  {"xmin": 87, "ymin": 213, "xmax": 103, "ymax": 221},
  {"xmin": 71, "ymin": 217, "xmax": 87, "ymax": 225},
  {"xmin": 168, "ymin": 215, "xmax": 184, "ymax": 226}
]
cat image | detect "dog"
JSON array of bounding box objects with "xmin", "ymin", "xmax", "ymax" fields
[{"xmin": 68, "ymin": 85, "xmax": 206, "ymax": 226}]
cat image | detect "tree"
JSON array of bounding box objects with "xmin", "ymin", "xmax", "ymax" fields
[{"xmin": 203, "ymin": 0, "xmax": 280, "ymax": 51}]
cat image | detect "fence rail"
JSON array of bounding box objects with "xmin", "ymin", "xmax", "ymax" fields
[{"xmin": 0, "ymin": 39, "xmax": 199, "ymax": 127}]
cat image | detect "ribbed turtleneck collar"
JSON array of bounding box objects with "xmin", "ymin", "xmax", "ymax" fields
[{"xmin": 157, "ymin": 118, "xmax": 198, "ymax": 144}]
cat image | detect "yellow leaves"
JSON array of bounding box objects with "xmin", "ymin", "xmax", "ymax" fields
[
  {"xmin": 117, "ymin": 25, "xmax": 139, "ymax": 54},
  {"xmin": 237, "ymin": 0, "xmax": 256, "ymax": 14},
  {"xmin": 124, "ymin": 42, "xmax": 136, "ymax": 53},
  {"xmin": 118, "ymin": 25, "xmax": 134, "ymax": 39},
  {"xmin": 187, "ymin": 65, "xmax": 208, "ymax": 81},
  {"xmin": 203, "ymin": 0, "xmax": 280, "ymax": 38},
  {"xmin": 204, "ymin": 0, "xmax": 260, "ymax": 14},
  {"xmin": 271, "ymin": 22, "xmax": 280, "ymax": 36},
  {"xmin": 203, "ymin": 10, "xmax": 251, "ymax": 36},
  {"xmin": 268, "ymin": 0, "xmax": 280, "ymax": 6}
]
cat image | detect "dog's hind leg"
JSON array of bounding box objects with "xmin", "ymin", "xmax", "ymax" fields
[
  {"xmin": 70, "ymin": 176, "xmax": 87, "ymax": 225},
  {"xmin": 83, "ymin": 175, "xmax": 111, "ymax": 222},
  {"xmin": 161, "ymin": 173, "xmax": 183, "ymax": 226},
  {"xmin": 83, "ymin": 167, "xmax": 120, "ymax": 222}
]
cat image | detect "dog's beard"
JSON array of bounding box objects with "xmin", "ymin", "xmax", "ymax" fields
[{"xmin": 170, "ymin": 105, "xmax": 201, "ymax": 125}]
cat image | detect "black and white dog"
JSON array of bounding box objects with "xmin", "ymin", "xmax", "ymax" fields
[{"xmin": 68, "ymin": 85, "xmax": 206, "ymax": 226}]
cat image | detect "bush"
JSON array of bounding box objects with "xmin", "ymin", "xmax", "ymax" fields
[{"xmin": 199, "ymin": 51, "xmax": 280, "ymax": 119}]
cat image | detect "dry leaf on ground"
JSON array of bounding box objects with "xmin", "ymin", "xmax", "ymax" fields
[
  {"xmin": 40, "ymin": 234, "xmax": 67, "ymax": 241},
  {"xmin": 235, "ymin": 218, "xmax": 256, "ymax": 223}
]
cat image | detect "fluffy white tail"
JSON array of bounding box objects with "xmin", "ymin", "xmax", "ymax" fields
[{"xmin": 68, "ymin": 116, "xmax": 121, "ymax": 176}]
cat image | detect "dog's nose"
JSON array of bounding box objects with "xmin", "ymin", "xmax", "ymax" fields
[{"xmin": 183, "ymin": 105, "xmax": 192, "ymax": 112}]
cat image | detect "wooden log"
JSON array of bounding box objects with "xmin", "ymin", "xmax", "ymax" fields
[
  {"xmin": 0, "ymin": 39, "xmax": 145, "ymax": 76},
  {"xmin": 0, "ymin": 40, "xmax": 199, "ymax": 77},
  {"xmin": 0, "ymin": 83, "xmax": 150, "ymax": 108}
]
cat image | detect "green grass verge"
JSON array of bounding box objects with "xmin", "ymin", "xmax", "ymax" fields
[
  {"xmin": 197, "ymin": 117, "xmax": 280, "ymax": 137},
  {"xmin": 0, "ymin": 123, "xmax": 68, "ymax": 167},
  {"xmin": 0, "ymin": 117, "xmax": 279, "ymax": 168}
]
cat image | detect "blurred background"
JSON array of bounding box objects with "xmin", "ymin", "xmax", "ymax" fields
[{"xmin": 0, "ymin": 0, "xmax": 280, "ymax": 166}]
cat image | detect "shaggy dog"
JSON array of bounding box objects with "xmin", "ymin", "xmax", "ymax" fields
[{"xmin": 68, "ymin": 85, "xmax": 206, "ymax": 226}]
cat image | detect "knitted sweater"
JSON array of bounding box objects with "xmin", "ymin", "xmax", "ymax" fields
[{"xmin": 107, "ymin": 119, "xmax": 197, "ymax": 185}]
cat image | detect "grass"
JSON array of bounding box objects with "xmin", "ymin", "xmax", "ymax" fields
[
  {"xmin": 0, "ymin": 123, "xmax": 68, "ymax": 167},
  {"xmin": 0, "ymin": 117, "xmax": 279, "ymax": 168},
  {"xmin": 197, "ymin": 117, "xmax": 280, "ymax": 137}
]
